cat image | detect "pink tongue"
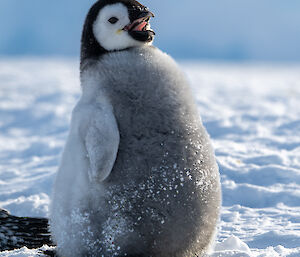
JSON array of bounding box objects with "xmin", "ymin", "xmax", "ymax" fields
[{"xmin": 133, "ymin": 21, "xmax": 147, "ymax": 31}]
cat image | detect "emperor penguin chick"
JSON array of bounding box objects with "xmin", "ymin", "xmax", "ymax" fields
[{"xmin": 50, "ymin": 0, "xmax": 221, "ymax": 256}]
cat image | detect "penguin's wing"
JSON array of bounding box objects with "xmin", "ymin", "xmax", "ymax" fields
[{"xmin": 85, "ymin": 106, "xmax": 120, "ymax": 182}]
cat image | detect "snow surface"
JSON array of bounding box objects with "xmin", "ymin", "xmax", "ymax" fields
[{"xmin": 0, "ymin": 58, "xmax": 300, "ymax": 256}]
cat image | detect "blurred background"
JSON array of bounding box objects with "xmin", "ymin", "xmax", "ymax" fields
[{"xmin": 0, "ymin": 0, "xmax": 300, "ymax": 61}]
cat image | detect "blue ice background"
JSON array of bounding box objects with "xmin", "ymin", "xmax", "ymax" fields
[{"xmin": 0, "ymin": 0, "xmax": 300, "ymax": 61}]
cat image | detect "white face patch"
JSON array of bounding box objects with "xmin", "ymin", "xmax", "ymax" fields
[{"xmin": 93, "ymin": 3, "xmax": 151, "ymax": 51}]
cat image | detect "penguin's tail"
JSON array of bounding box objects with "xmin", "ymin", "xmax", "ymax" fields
[{"xmin": 0, "ymin": 208, "xmax": 55, "ymax": 252}]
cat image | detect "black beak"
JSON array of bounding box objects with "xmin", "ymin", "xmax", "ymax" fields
[
  {"xmin": 137, "ymin": 10, "xmax": 155, "ymax": 19},
  {"xmin": 128, "ymin": 6, "xmax": 155, "ymax": 22}
]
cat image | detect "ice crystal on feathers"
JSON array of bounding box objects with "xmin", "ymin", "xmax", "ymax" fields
[{"xmin": 101, "ymin": 216, "xmax": 128, "ymax": 255}]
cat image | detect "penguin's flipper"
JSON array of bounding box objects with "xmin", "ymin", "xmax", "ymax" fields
[{"xmin": 85, "ymin": 107, "xmax": 120, "ymax": 182}]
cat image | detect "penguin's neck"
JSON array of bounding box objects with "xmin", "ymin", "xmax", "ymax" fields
[{"xmin": 80, "ymin": 62, "xmax": 106, "ymax": 103}]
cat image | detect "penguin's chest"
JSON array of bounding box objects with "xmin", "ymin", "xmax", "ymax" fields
[
  {"xmin": 108, "ymin": 82, "xmax": 176, "ymax": 138},
  {"xmin": 105, "ymin": 83, "xmax": 201, "ymax": 183}
]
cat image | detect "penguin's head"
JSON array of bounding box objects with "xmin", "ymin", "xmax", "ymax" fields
[{"xmin": 81, "ymin": 0, "xmax": 155, "ymax": 62}]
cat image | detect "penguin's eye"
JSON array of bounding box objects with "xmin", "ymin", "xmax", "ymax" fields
[{"xmin": 108, "ymin": 17, "xmax": 119, "ymax": 24}]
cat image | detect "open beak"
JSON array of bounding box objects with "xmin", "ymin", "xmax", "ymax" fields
[
  {"xmin": 123, "ymin": 11, "xmax": 155, "ymax": 32},
  {"xmin": 123, "ymin": 10, "xmax": 155, "ymax": 42}
]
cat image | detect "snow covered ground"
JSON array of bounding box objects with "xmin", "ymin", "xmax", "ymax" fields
[{"xmin": 0, "ymin": 58, "xmax": 299, "ymax": 256}]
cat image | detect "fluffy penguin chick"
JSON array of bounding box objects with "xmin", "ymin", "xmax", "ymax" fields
[{"xmin": 50, "ymin": 0, "xmax": 221, "ymax": 256}]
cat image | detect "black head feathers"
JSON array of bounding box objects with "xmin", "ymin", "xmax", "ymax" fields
[{"xmin": 80, "ymin": 0, "xmax": 152, "ymax": 66}]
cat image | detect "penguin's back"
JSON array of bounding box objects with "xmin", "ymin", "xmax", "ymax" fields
[{"xmin": 82, "ymin": 46, "xmax": 221, "ymax": 256}]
